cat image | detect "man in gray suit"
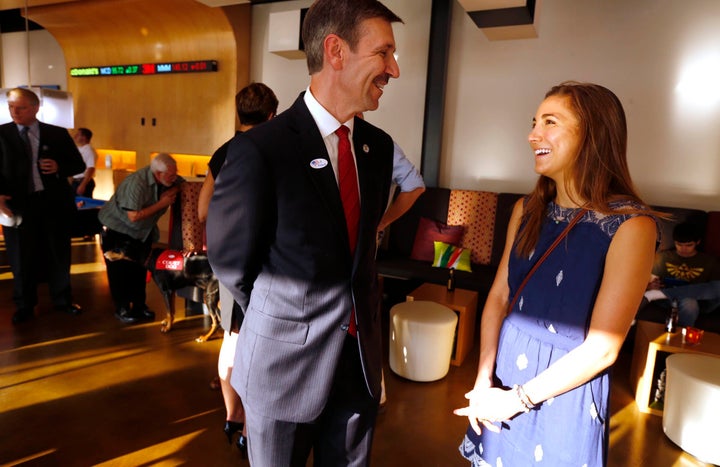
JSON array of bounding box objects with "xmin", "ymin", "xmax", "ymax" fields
[{"xmin": 207, "ymin": 0, "xmax": 402, "ymax": 465}]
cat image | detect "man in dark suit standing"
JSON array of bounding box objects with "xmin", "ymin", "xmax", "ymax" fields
[
  {"xmin": 0, "ymin": 88, "xmax": 86, "ymax": 324},
  {"xmin": 207, "ymin": 0, "xmax": 402, "ymax": 465}
]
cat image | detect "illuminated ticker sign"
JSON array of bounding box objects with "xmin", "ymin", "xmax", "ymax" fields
[{"xmin": 70, "ymin": 60, "xmax": 218, "ymax": 77}]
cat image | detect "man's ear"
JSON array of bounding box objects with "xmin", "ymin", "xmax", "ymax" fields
[{"xmin": 323, "ymin": 34, "xmax": 345, "ymax": 71}]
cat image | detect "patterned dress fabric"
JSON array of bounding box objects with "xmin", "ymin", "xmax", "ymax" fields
[{"xmin": 460, "ymin": 201, "xmax": 649, "ymax": 467}]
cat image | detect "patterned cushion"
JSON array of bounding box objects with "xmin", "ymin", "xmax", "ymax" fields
[
  {"xmin": 447, "ymin": 190, "xmax": 498, "ymax": 265},
  {"xmin": 180, "ymin": 181, "xmax": 205, "ymax": 252},
  {"xmin": 432, "ymin": 241, "xmax": 472, "ymax": 272},
  {"xmin": 410, "ymin": 217, "xmax": 465, "ymax": 262}
]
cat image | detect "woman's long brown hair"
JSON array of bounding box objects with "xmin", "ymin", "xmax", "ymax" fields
[{"xmin": 515, "ymin": 81, "xmax": 657, "ymax": 257}]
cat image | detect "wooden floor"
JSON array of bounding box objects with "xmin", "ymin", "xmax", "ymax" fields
[{"xmin": 0, "ymin": 238, "xmax": 713, "ymax": 466}]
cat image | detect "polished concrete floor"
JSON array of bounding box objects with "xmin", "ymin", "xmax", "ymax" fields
[{"xmin": 0, "ymin": 238, "xmax": 713, "ymax": 466}]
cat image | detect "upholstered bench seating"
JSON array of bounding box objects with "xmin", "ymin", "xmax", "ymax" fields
[{"xmin": 378, "ymin": 187, "xmax": 720, "ymax": 333}]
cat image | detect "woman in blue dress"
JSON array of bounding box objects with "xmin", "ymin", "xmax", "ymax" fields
[{"xmin": 455, "ymin": 82, "xmax": 659, "ymax": 466}]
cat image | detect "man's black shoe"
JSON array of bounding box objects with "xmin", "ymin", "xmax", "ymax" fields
[
  {"xmin": 115, "ymin": 307, "xmax": 139, "ymax": 324},
  {"xmin": 56, "ymin": 303, "xmax": 83, "ymax": 315},
  {"xmin": 134, "ymin": 306, "xmax": 156, "ymax": 321},
  {"xmin": 12, "ymin": 309, "xmax": 33, "ymax": 325}
]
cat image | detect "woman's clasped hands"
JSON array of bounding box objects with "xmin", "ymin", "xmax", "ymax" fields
[{"xmin": 453, "ymin": 385, "xmax": 526, "ymax": 435}]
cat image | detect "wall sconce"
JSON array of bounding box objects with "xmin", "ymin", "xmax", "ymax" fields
[
  {"xmin": 268, "ymin": 9, "xmax": 308, "ymax": 59},
  {"xmin": 457, "ymin": 0, "xmax": 541, "ymax": 41},
  {"xmin": 675, "ymin": 53, "xmax": 720, "ymax": 110}
]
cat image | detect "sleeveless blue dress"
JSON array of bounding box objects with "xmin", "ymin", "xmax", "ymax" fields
[{"xmin": 459, "ymin": 201, "xmax": 649, "ymax": 467}]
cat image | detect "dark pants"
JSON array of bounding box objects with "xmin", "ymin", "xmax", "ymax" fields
[
  {"xmin": 71, "ymin": 178, "xmax": 95, "ymax": 198},
  {"xmin": 3, "ymin": 191, "xmax": 73, "ymax": 312},
  {"xmin": 245, "ymin": 335, "xmax": 379, "ymax": 467},
  {"xmin": 100, "ymin": 228, "xmax": 152, "ymax": 311}
]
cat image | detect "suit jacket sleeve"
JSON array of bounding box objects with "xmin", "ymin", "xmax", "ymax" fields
[
  {"xmin": 40, "ymin": 123, "xmax": 86, "ymax": 178},
  {"xmin": 206, "ymin": 134, "xmax": 273, "ymax": 312},
  {"xmin": 0, "ymin": 124, "xmax": 22, "ymax": 198}
]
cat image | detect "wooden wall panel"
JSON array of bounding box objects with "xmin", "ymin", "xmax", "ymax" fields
[{"xmin": 27, "ymin": 0, "xmax": 250, "ymax": 168}]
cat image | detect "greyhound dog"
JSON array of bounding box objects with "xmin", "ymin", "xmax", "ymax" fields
[{"xmin": 146, "ymin": 248, "xmax": 221, "ymax": 342}]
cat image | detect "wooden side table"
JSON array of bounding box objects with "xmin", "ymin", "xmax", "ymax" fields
[
  {"xmin": 630, "ymin": 320, "xmax": 720, "ymax": 415},
  {"xmin": 406, "ymin": 282, "xmax": 479, "ymax": 366}
]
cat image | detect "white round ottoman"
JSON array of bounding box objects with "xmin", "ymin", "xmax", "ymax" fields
[
  {"xmin": 389, "ymin": 300, "xmax": 458, "ymax": 382},
  {"xmin": 663, "ymin": 353, "xmax": 720, "ymax": 465}
]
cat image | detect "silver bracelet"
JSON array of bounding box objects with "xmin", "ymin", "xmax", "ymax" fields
[{"xmin": 513, "ymin": 384, "xmax": 536, "ymax": 412}]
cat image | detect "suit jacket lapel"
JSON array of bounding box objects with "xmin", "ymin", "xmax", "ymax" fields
[
  {"xmin": 288, "ymin": 97, "xmax": 350, "ymax": 250},
  {"xmin": 353, "ymin": 121, "xmax": 373, "ymax": 209},
  {"xmin": 352, "ymin": 121, "xmax": 377, "ymax": 269},
  {"xmin": 9, "ymin": 124, "xmax": 33, "ymax": 188}
]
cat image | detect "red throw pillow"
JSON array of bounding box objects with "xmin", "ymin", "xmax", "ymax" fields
[{"xmin": 410, "ymin": 217, "xmax": 465, "ymax": 262}]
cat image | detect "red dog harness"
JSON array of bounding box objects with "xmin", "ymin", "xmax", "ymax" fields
[{"xmin": 155, "ymin": 250, "xmax": 184, "ymax": 271}]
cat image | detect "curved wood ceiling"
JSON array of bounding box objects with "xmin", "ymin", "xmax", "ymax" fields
[
  {"xmin": 27, "ymin": 0, "xmax": 236, "ymax": 66},
  {"xmin": 19, "ymin": 0, "xmax": 248, "ymax": 163}
]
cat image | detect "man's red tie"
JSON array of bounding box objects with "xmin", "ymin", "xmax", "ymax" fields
[{"xmin": 336, "ymin": 125, "xmax": 359, "ymax": 336}]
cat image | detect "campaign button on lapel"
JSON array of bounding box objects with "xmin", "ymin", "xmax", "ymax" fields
[{"xmin": 310, "ymin": 158, "xmax": 328, "ymax": 169}]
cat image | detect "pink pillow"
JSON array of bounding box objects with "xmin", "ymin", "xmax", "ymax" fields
[{"xmin": 410, "ymin": 217, "xmax": 465, "ymax": 262}]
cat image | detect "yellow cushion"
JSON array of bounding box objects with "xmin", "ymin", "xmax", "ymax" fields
[{"xmin": 432, "ymin": 241, "xmax": 472, "ymax": 272}]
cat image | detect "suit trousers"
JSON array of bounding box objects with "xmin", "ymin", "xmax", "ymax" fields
[
  {"xmin": 100, "ymin": 228, "xmax": 152, "ymax": 310},
  {"xmin": 3, "ymin": 190, "xmax": 73, "ymax": 312},
  {"xmin": 244, "ymin": 334, "xmax": 379, "ymax": 467}
]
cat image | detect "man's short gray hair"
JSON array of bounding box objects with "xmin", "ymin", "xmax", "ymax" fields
[{"xmin": 150, "ymin": 153, "xmax": 176, "ymax": 173}]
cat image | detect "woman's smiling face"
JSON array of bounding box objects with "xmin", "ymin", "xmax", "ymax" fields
[{"xmin": 528, "ymin": 95, "xmax": 582, "ymax": 185}]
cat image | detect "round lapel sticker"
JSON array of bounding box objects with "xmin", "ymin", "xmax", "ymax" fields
[{"xmin": 310, "ymin": 158, "xmax": 329, "ymax": 169}]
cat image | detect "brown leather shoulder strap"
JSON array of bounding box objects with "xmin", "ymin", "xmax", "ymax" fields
[{"xmin": 507, "ymin": 208, "xmax": 588, "ymax": 314}]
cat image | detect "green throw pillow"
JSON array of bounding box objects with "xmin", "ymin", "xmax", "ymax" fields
[{"xmin": 432, "ymin": 241, "xmax": 472, "ymax": 272}]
